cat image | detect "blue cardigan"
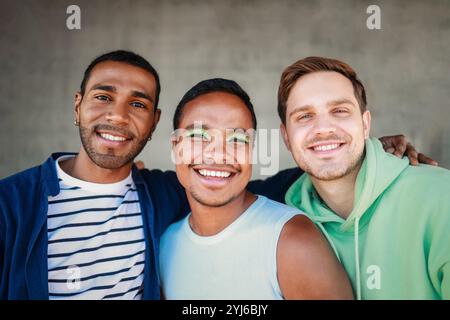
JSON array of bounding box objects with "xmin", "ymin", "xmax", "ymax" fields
[{"xmin": 0, "ymin": 153, "xmax": 303, "ymax": 299}]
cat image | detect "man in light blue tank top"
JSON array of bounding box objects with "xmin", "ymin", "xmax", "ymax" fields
[{"xmin": 159, "ymin": 78, "xmax": 353, "ymax": 299}]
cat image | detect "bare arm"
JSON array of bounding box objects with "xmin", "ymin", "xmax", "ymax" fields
[{"xmin": 277, "ymin": 215, "xmax": 353, "ymax": 300}]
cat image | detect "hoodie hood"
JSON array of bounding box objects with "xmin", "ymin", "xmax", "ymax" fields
[{"xmin": 285, "ymin": 137, "xmax": 409, "ymax": 232}]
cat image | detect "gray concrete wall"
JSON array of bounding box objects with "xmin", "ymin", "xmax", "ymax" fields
[{"xmin": 1, "ymin": 0, "xmax": 449, "ymax": 179}]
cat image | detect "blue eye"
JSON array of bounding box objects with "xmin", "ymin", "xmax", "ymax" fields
[{"xmin": 297, "ymin": 114, "xmax": 312, "ymax": 121}]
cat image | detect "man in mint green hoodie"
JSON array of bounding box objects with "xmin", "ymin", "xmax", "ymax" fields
[{"xmin": 278, "ymin": 56, "xmax": 450, "ymax": 299}]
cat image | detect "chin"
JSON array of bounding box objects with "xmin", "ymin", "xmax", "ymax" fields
[
  {"xmin": 309, "ymin": 162, "xmax": 359, "ymax": 181},
  {"xmin": 310, "ymin": 170, "xmax": 348, "ymax": 181},
  {"xmin": 191, "ymin": 191, "xmax": 236, "ymax": 208},
  {"xmin": 89, "ymin": 152, "xmax": 133, "ymax": 169}
]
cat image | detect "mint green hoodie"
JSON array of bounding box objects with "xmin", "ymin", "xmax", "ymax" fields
[{"xmin": 285, "ymin": 137, "xmax": 450, "ymax": 299}]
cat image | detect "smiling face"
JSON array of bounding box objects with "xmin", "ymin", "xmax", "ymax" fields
[
  {"xmin": 173, "ymin": 91, "xmax": 254, "ymax": 207},
  {"xmin": 75, "ymin": 61, "xmax": 160, "ymax": 169},
  {"xmin": 281, "ymin": 71, "xmax": 371, "ymax": 181}
]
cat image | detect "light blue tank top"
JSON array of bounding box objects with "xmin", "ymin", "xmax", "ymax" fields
[{"xmin": 159, "ymin": 195, "xmax": 303, "ymax": 299}]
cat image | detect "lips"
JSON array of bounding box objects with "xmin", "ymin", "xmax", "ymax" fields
[
  {"xmin": 191, "ymin": 165, "xmax": 239, "ymax": 187},
  {"xmin": 94, "ymin": 127, "xmax": 133, "ymax": 148},
  {"xmin": 312, "ymin": 143, "xmax": 340, "ymax": 151},
  {"xmin": 97, "ymin": 132, "xmax": 128, "ymax": 142},
  {"xmin": 308, "ymin": 141, "xmax": 346, "ymax": 154},
  {"xmin": 198, "ymin": 169, "xmax": 232, "ymax": 178}
]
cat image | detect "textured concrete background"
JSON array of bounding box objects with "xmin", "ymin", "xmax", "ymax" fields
[{"xmin": 1, "ymin": 0, "xmax": 449, "ymax": 179}]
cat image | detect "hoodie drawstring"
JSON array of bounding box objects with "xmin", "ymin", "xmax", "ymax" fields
[{"xmin": 354, "ymin": 216, "xmax": 361, "ymax": 300}]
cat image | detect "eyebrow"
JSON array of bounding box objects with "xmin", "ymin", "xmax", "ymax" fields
[
  {"xmin": 91, "ymin": 84, "xmax": 117, "ymax": 93},
  {"xmin": 90, "ymin": 84, "xmax": 154, "ymax": 103},
  {"xmin": 327, "ymin": 98, "xmax": 356, "ymax": 108},
  {"xmin": 183, "ymin": 124, "xmax": 249, "ymax": 132},
  {"xmin": 288, "ymin": 105, "xmax": 312, "ymax": 118},
  {"xmin": 288, "ymin": 98, "xmax": 356, "ymax": 118},
  {"xmin": 131, "ymin": 90, "xmax": 154, "ymax": 103},
  {"xmin": 184, "ymin": 124, "xmax": 211, "ymax": 130}
]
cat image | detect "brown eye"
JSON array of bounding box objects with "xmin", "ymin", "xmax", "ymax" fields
[
  {"xmin": 186, "ymin": 130, "xmax": 210, "ymax": 141},
  {"xmin": 96, "ymin": 95, "xmax": 111, "ymax": 102},
  {"xmin": 131, "ymin": 101, "xmax": 146, "ymax": 109}
]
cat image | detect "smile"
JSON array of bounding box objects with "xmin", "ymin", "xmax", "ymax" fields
[
  {"xmin": 191, "ymin": 166, "xmax": 239, "ymax": 187},
  {"xmin": 308, "ymin": 141, "xmax": 346, "ymax": 155},
  {"xmin": 98, "ymin": 132, "xmax": 127, "ymax": 142},
  {"xmin": 313, "ymin": 143, "xmax": 340, "ymax": 151},
  {"xmin": 198, "ymin": 169, "xmax": 232, "ymax": 178}
]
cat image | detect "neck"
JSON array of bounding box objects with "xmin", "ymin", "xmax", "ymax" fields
[
  {"xmin": 310, "ymin": 165, "xmax": 361, "ymax": 220},
  {"xmin": 59, "ymin": 148, "xmax": 133, "ymax": 183},
  {"xmin": 188, "ymin": 190, "xmax": 257, "ymax": 236}
]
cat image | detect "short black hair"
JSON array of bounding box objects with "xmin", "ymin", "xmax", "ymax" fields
[
  {"xmin": 80, "ymin": 50, "xmax": 161, "ymax": 109},
  {"xmin": 173, "ymin": 78, "xmax": 257, "ymax": 129}
]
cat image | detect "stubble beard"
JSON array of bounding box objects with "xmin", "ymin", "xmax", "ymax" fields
[
  {"xmin": 79, "ymin": 124, "xmax": 149, "ymax": 169},
  {"xmin": 301, "ymin": 145, "xmax": 365, "ymax": 181}
]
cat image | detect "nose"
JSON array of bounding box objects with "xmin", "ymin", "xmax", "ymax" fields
[
  {"xmin": 312, "ymin": 114, "xmax": 337, "ymax": 136},
  {"xmin": 105, "ymin": 99, "xmax": 129, "ymax": 126},
  {"xmin": 202, "ymin": 135, "xmax": 228, "ymax": 165}
]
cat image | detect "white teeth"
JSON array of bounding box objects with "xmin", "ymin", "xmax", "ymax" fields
[
  {"xmin": 314, "ymin": 144, "xmax": 340, "ymax": 151},
  {"xmin": 99, "ymin": 133, "xmax": 127, "ymax": 142},
  {"xmin": 198, "ymin": 169, "xmax": 232, "ymax": 178}
]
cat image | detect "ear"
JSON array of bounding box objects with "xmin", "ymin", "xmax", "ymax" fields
[
  {"xmin": 170, "ymin": 128, "xmax": 184, "ymax": 149},
  {"xmin": 171, "ymin": 135, "xmax": 177, "ymax": 148},
  {"xmin": 74, "ymin": 92, "xmax": 82, "ymax": 123},
  {"xmin": 362, "ymin": 110, "xmax": 371, "ymax": 139},
  {"xmin": 151, "ymin": 108, "xmax": 161, "ymax": 135},
  {"xmin": 280, "ymin": 123, "xmax": 292, "ymax": 152}
]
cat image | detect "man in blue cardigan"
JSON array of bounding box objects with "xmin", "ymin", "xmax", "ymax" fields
[
  {"xmin": 0, "ymin": 50, "xmax": 434, "ymax": 299},
  {"xmin": 0, "ymin": 50, "xmax": 189, "ymax": 299}
]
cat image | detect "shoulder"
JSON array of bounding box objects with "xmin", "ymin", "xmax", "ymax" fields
[
  {"xmin": 0, "ymin": 164, "xmax": 44, "ymax": 198},
  {"xmin": 138, "ymin": 168, "xmax": 182, "ymax": 195},
  {"xmin": 278, "ymin": 214, "xmax": 320, "ymax": 248},
  {"xmin": 0, "ymin": 165, "xmax": 47, "ymax": 235},
  {"xmin": 251, "ymin": 196, "xmax": 304, "ymax": 227},
  {"xmin": 137, "ymin": 169, "xmax": 181, "ymax": 202},
  {"xmin": 276, "ymin": 214, "xmax": 354, "ymax": 299},
  {"xmin": 392, "ymin": 164, "xmax": 450, "ymax": 201},
  {"xmin": 160, "ymin": 216, "xmax": 187, "ymax": 246},
  {"xmin": 139, "ymin": 168, "xmax": 178, "ymax": 185},
  {"xmin": 400, "ymin": 164, "xmax": 450, "ymax": 183},
  {"xmin": 277, "ymin": 213, "xmax": 339, "ymax": 275}
]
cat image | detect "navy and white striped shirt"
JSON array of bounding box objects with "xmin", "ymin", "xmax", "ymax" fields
[{"xmin": 47, "ymin": 156, "xmax": 145, "ymax": 300}]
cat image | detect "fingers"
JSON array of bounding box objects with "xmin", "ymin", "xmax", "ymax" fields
[
  {"xmin": 135, "ymin": 160, "xmax": 145, "ymax": 170},
  {"xmin": 406, "ymin": 143, "xmax": 419, "ymax": 166},
  {"xmin": 379, "ymin": 135, "xmax": 439, "ymax": 166},
  {"xmin": 418, "ymin": 153, "xmax": 439, "ymax": 166},
  {"xmin": 393, "ymin": 135, "xmax": 407, "ymax": 158}
]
